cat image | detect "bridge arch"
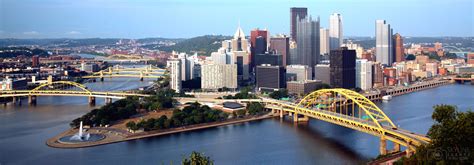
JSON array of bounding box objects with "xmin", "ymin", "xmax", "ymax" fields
[
  {"xmin": 295, "ymin": 88, "xmax": 397, "ymax": 129},
  {"xmin": 29, "ymin": 81, "xmax": 92, "ymax": 95}
]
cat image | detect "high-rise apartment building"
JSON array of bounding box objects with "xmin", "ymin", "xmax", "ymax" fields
[
  {"xmin": 330, "ymin": 47, "xmax": 356, "ymax": 89},
  {"xmin": 320, "ymin": 28, "xmax": 329, "ymax": 55},
  {"xmin": 201, "ymin": 64, "xmax": 237, "ymax": 90},
  {"xmin": 356, "ymin": 59, "xmax": 373, "ymax": 90},
  {"xmin": 393, "ymin": 33, "xmax": 405, "ymax": 63},
  {"xmin": 290, "ymin": 7, "xmax": 308, "ymax": 40},
  {"xmin": 329, "ymin": 13, "xmax": 343, "ymax": 50},
  {"xmin": 376, "ymin": 20, "xmax": 393, "ymax": 66},
  {"xmin": 269, "ymin": 35, "xmax": 290, "ymax": 66},
  {"xmin": 167, "ymin": 60, "xmax": 182, "ymax": 93},
  {"xmin": 295, "ymin": 16, "xmax": 320, "ymax": 72}
]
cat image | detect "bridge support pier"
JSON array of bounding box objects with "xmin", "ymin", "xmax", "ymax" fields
[
  {"xmin": 379, "ymin": 136, "xmax": 387, "ymax": 155},
  {"xmin": 100, "ymin": 77, "xmax": 104, "ymax": 82},
  {"xmin": 279, "ymin": 110, "xmax": 283, "ymax": 118},
  {"xmin": 140, "ymin": 77, "xmax": 144, "ymax": 81},
  {"xmin": 105, "ymin": 98, "xmax": 112, "ymax": 104},
  {"xmin": 88, "ymin": 96, "xmax": 96, "ymax": 106},
  {"xmin": 293, "ymin": 113, "xmax": 309, "ymax": 123},
  {"xmin": 28, "ymin": 96, "xmax": 37, "ymax": 105},
  {"xmin": 12, "ymin": 97, "xmax": 17, "ymax": 104}
]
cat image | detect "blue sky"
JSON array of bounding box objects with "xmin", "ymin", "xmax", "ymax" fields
[{"xmin": 0, "ymin": 0, "xmax": 472, "ymax": 39}]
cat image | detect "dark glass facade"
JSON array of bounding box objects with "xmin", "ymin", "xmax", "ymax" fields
[{"xmin": 330, "ymin": 47, "xmax": 356, "ymax": 89}]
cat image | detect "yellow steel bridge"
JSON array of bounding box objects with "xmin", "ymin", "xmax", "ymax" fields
[
  {"xmin": 82, "ymin": 65, "xmax": 165, "ymax": 81},
  {"xmin": 0, "ymin": 81, "xmax": 150, "ymax": 105},
  {"xmin": 2, "ymin": 84, "xmax": 429, "ymax": 156},
  {"xmin": 177, "ymin": 89, "xmax": 431, "ymax": 156}
]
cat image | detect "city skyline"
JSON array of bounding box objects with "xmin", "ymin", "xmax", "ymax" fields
[{"xmin": 1, "ymin": 0, "xmax": 473, "ymax": 39}]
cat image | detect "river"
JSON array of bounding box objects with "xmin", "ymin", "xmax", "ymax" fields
[{"xmin": 0, "ymin": 80, "xmax": 473, "ymax": 164}]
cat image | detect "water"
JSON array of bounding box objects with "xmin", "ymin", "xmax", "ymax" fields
[{"xmin": 1, "ymin": 84, "xmax": 473, "ymax": 164}]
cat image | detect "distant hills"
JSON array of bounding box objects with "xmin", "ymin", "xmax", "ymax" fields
[{"xmin": 145, "ymin": 35, "xmax": 231, "ymax": 56}]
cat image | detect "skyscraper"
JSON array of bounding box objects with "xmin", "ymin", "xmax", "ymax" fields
[
  {"xmin": 330, "ymin": 47, "xmax": 356, "ymax": 89},
  {"xmin": 250, "ymin": 29, "xmax": 268, "ymax": 70},
  {"xmin": 231, "ymin": 25, "xmax": 250, "ymax": 81},
  {"xmin": 376, "ymin": 20, "xmax": 393, "ymax": 66},
  {"xmin": 393, "ymin": 33, "xmax": 405, "ymax": 63},
  {"xmin": 329, "ymin": 13, "xmax": 343, "ymax": 50},
  {"xmin": 269, "ymin": 35, "xmax": 290, "ymax": 66},
  {"xmin": 295, "ymin": 16, "xmax": 320, "ymax": 73},
  {"xmin": 290, "ymin": 7, "xmax": 308, "ymax": 40},
  {"xmin": 319, "ymin": 28, "xmax": 329, "ymax": 55}
]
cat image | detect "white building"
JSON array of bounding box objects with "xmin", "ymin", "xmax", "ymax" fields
[
  {"xmin": 375, "ymin": 20, "xmax": 393, "ymax": 66},
  {"xmin": 320, "ymin": 28, "xmax": 330, "ymax": 55},
  {"xmin": 342, "ymin": 41, "xmax": 364, "ymax": 58},
  {"xmin": 356, "ymin": 59, "xmax": 373, "ymax": 90},
  {"xmin": 167, "ymin": 60, "xmax": 182, "ymax": 93},
  {"xmin": 201, "ymin": 64, "xmax": 237, "ymax": 90},
  {"xmin": 329, "ymin": 13, "xmax": 343, "ymax": 50},
  {"xmin": 286, "ymin": 65, "xmax": 312, "ymax": 81}
]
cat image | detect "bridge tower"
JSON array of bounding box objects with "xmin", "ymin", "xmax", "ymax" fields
[
  {"xmin": 99, "ymin": 71, "xmax": 104, "ymax": 81},
  {"xmin": 139, "ymin": 71, "xmax": 144, "ymax": 81},
  {"xmin": 88, "ymin": 96, "xmax": 96, "ymax": 106},
  {"xmin": 28, "ymin": 95, "xmax": 37, "ymax": 105},
  {"xmin": 108, "ymin": 67, "xmax": 113, "ymax": 74}
]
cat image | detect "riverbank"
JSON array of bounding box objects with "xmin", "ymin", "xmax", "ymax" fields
[
  {"xmin": 365, "ymin": 78, "xmax": 452, "ymax": 101},
  {"xmin": 46, "ymin": 114, "xmax": 274, "ymax": 148}
]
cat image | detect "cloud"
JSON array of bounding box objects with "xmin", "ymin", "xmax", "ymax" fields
[
  {"xmin": 67, "ymin": 31, "xmax": 81, "ymax": 35},
  {"xmin": 23, "ymin": 31, "xmax": 39, "ymax": 35}
]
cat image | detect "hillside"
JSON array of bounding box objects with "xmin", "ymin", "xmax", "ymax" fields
[{"xmin": 150, "ymin": 35, "xmax": 231, "ymax": 56}]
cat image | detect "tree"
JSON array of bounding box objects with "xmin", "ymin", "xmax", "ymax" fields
[
  {"xmin": 406, "ymin": 54, "xmax": 416, "ymax": 60},
  {"xmin": 397, "ymin": 105, "xmax": 473, "ymax": 164},
  {"xmin": 126, "ymin": 121, "xmax": 138, "ymax": 131},
  {"xmin": 247, "ymin": 102, "xmax": 265, "ymax": 115},
  {"xmin": 182, "ymin": 151, "xmax": 214, "ymax": 165},
  {"xmin": 269, "ymin": 89, "xmax": 289, "ymax": 99}
]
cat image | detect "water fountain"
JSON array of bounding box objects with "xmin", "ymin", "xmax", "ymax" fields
[
  {"xmin": 58, "ymin": 121, "xmax": 105, "ymax": 144},
  {"xmin": 69, "ymin": 121, "xmax": 91, "ymax": 141}
]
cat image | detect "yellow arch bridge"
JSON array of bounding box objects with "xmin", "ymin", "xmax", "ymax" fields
[
  {"xmin": 82, "ymin": 65, "xmax": 165, "ymax": 81},
  {"xmin": 0, "ymin": 81, "xmax": 150, "ymax": 105},
  {"xmin": 176, "ymin": 88, "xmax": 431, "ymax": 156},
  {"xmin": 2, "ymin": 85, "xmax": 430, "ymax": 156}
]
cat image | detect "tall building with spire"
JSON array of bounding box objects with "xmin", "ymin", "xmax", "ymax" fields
[
  {"xmin": 393, "ymin": 33, "xmax": 404, "ymax": 63},
  {"xmin": 290, "ymin": 7, "xmax": 308, "ymax": 41},
  {"xmin": 329, "ymin": 13, "xmax": 343, "ymax": 50},
  {"xmin": 376, "ymin": 20, "xmax": 393, "ymax": 66},
  {"xmin": 231, "ymin": 25, "xmax": 250, "ymax": 81}
]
